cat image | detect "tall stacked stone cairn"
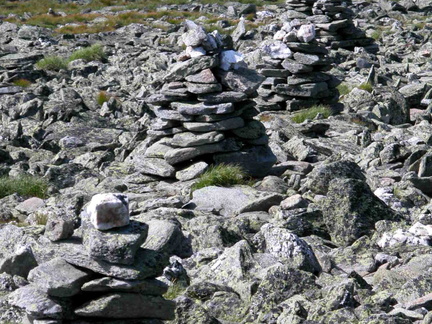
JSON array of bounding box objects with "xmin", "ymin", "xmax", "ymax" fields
[
  {"xmin": 8, "ymin": 193, "xmax": 175, "ymax": 324},
  {"xmin": 141, "ymin": 21, "xmax": 276, "ymax": 178},
  {"xmin": 256, "ymin": 24, "xmax": 339, "ymax": 112},
  {"xmin": 284, "ymin": 0, "xmax": 374, "ymax": 50}
]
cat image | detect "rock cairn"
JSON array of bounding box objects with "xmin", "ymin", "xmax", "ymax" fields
[
  {"xmin": 139, "ymin": 21, "xmax": 276, "ymax": 178},
  {"xmin": 256, "ymin": 25, "xmax": 339, "ymax": 112},
  {"xmin": 9, "ymin": 193, "xmax": 175, "ymax": 323},
  {"xmin": 284, "ymin": 0, "xmax": 374, "ymax": 50}
]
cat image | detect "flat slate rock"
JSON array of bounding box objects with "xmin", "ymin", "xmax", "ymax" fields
[
  {"xmin": 33, "ymin": 236, "xmax": 168, "ymax": 280},
  {"xmin": 8, "ymin": 285, "xmax": 69, "ymax": 320},
  {"xmin": 82, "ymin": 220, "xmax": 148, "ymax": 265},
  {"xmin": 197, "ymin": 91, "xmax": 248, "ymax": 104},
  {"xmin": 164, "ymin": 138, "xmax": 241, "ymax": 165},
  {"xmin": 137, "ymin": 158, "xmax": 176, "ymax": 178},
  {"xmin": 75, "ymin": 293, "xmax": 176, "ymax": 320},
  {"xmin": 171, "ymin": 102, "xmax": 234, "ymax": 115},
  {"xmin": 28, "ymin": 257, "xmax": 92, "ymax": 297},
  {"xmin": 171, "ymin": 131, "xmax": 225, "ymax": 147},
  {"xmin": 183, "ymin": 117, "xmax": 245, "ymax": 132},
  {"xmin": 189, "ymin": 186, "xmax": 284, "ymax": 217},
  {"xmin": 81, "ymin": 277, "xmax": 168, "ymax": 295}
]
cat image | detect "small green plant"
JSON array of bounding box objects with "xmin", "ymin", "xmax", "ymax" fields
[
  {"xmin": 34, "ymin": 211, "xmax": 49, "ymax": 226},
  {"xmin": 290, "ymin": 105, "xmax": 332, "ymax": 123},
  {"xmin": 35, "ymin": 56, "xmax": 68, "ymax": 71},
  {"xmin": 192, "ymin": 164, "xmax": 249, "ymax": 191},
  {"xmin": 12, "ymin": 79, "xmax": 32, "ymax": 87},
  {"xmin": 0, "ymin": 175, "xmax": 49, "ymax": 199},
  {"xmin": 68, "ymin": 44, "xmax": 106, "ymax": 62},
  {"xmin": 96, "ymin": 91, "xmax": 111, "ymax": 106},
  {"xmin": 337, "ymin": 83, "xmax": 351, "ymax": 96},
  {"xmin": 358, "ymin": 82, "xmax": 373, "ymax": 93},
  {"xmin": 370, "ymin": 29, "xmax": 382, "ymax": 41},
  {"xmin": 163, "ymin": 283, "xmax": 186, "ymax": 300}
]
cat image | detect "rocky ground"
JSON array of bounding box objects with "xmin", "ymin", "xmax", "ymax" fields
[{"xmin": 0, "ymin": 0, "xmax": 432, "ymax": 323}]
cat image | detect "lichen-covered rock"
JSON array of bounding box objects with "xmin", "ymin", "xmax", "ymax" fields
[
  {"xmin": 82, "ymin": 220, "xmax": 148, "ymax": 265},
  {"xmin": 248, "ymin": 265, "xmax": 317, "ymax": 322},
  {"xmin": 27, "ymin": 257, "xmax": 92, "ymax": 297},
  {"xmin": 258, "ymin": 224, "xmax": 321, "ymax": 274},
  {"xmin": 190, "ymin": 186, "xmax": 283, "ymax": 217},
  {"xmin": 8, "ymin": 285, "xmax": 71, "ymax": 319},
  {"xmin": 304, "ymin": 160, "xmax": 366, "ymax": 195},
  {"xmin": 81, "ymin": 277, "xmax": 168, "ymax": 295},
  {"xmin": 321, "ymin": 178, "xmax": 397, "ymax": 246},
  {"xmin": 0, "ymin": 245, "xmax": 38, "ymax": 278},
  {"xmin": 75, "ymin": 293, "xmax": 176, "ymax": 320}
]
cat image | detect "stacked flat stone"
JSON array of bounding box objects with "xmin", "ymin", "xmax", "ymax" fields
[
  {"xmin": 9, "ymin": 193, "xmax": 175, "ymax": 324},
  {"xmin": 141, "ymin": 21, "xmax": 276, "ymax": 178},
  {"xmin": 256, "ymin": 25, "xmax": 339, "ymax": 112},
  {"xmin": 285, "ymin": 0, "xmax": 373, "ymax": 50}
]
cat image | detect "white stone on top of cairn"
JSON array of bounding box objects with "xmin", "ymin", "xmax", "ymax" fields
[
  {"xmin": 297, "ymin": 24, "xmax": 316, "ymax": 43},
  {"xmin": 87, "ymin": 193, "xmax": 129, "ymax": 231}
]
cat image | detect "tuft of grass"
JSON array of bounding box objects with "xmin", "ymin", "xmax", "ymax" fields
[
  {"xmin": 96, "ymin": 91, "xmax": 111, "ymax": 106},
  {"xmin": 0, "ymin": 175, "xmax": 49, "ymax": 199},
  {"xmin": 192, "ymin": 164, "xmax": 249, "ymax": 192},
  {"xmin": 370, "ymin": 29, "xmax": 382, "ymax": 41},
  {"xmin": 163, "ymin": 283, "xmax": 187, "ymax": 300},
  {"xmin": 68, "ymin": 44, "xmax": 106, "ymax": 62},
  {"xmin": 358, "ymin": 82, "xmax": 373, "ymax": 93},
  {"xmin": 337, "ymin": 83, "xmax": 351, "ymax": 96},
  {"xmin": 35, "ymin": 56, "xmax": 68, "ymax": 71},
  {"xmin": 290, "ymin": 105, "xmax": 332, "ymax": 123},
  {"xmin": 12, "ymin": 79, "xmax": 32, "ymax": 88},
  {"xmin": 34, "ymin": 211, "xmax": 49, "ymax": 226}
]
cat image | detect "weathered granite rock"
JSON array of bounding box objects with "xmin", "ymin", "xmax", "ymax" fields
[
  {"xmin": 75, "ymin": 293, "xmax": 175, "ymax": 320},
  {"xmin": 190, "ymin": 186, "xmax": 283, "ymax": 216},
  {"xmin": 213, "ymin": 145, "xmax": 277, "ymax": 177},
  {"xmin": 8, "ymin": 285, "xmax": 69, "ymax": 319},
  {"xmin": 33, "ymin": 237, "xmax": 168, "ymax": 280},
  {"xmin": 259, "ymin": 224, "xmax": 321, "ymax": 274},
  {"xmin": 81, "ymin": 277, "xmax": 168, "ymax": 295},
  {"xmin": 0, "ymin": 245, "xmax": 38, "ymax": 278},
  {"xmin": 82, "ymin": 220, "xmax": 148, "ymax": 265},
  {"xmin": 28, "ymin": 258, "xmax": 91, "ymax": 297},
  {"xmin": 305, "ymin": 160, "xmax": 366, "ymax": 195},
  {"xmin": 86, "ymin": 193, "xmax": 129, "ymax": 231},
  {"xmin": 142, "ymin": 220, "xmax": 184, "ymax": 256},
  {"xmin": 321, "ymin": 178, "xmax": 397, "ymax": 246},
  {"xmin": 44, "ymin": 210, "xmax": 75, "ymax": 242}
]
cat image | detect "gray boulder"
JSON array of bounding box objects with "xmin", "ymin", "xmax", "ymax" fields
[
  {"xmin": 258, "ymin": 224, "xmax": 321, "ymax": 274},
  {"xmin": 0, "ymin": 245, "xmax": 38, "ymax": 278},
  {"xmin": 190, "ymin": 186, "xmax": 283, "ymax": 217},
  {"xmin": 8, "ymin": 285, "xmax": 69, "ymax": 319},
  {"xmin": 28, "ymin": 258, "xmax": 91, "ymax": 297},
  {"xmin": 213, "ymin": 145, "xmax": 277, "ymax": 178},
  {"xmin": 321, "ymin": 178, "xmax": 397, "ymax": 246},
  {"xmin": 81, "ymin": 277, "xmax": 168, "ymax": 295},
  {"xmin": 75, "ymin": 293, "xmax": 175, "ymax": 320},
  {"xmin": 142, "ymin": 220, "xmax": 186, "ymax": 256},
  {"xmin": 82, "ymin": 220, "xmax": 148, "ymax": 265},
  {"xmin": 304, "ymin": 160, "xmax": 366, "ymax": 195}
]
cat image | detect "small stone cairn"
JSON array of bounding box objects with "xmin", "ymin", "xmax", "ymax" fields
[
  {"xmin": 140, "ymin": 21, "xmax": 276, "ymax": 178},
  {"xmin": 256, "ymin": 23, "xmax": 339, "ymax": 112},
  {"xmin": 9, "ymin": 193, "xmax": 175, "ymax": 323},
  {"xmin": 284, "ymin": 0, "xmax": 374, "ymax": 50}
]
